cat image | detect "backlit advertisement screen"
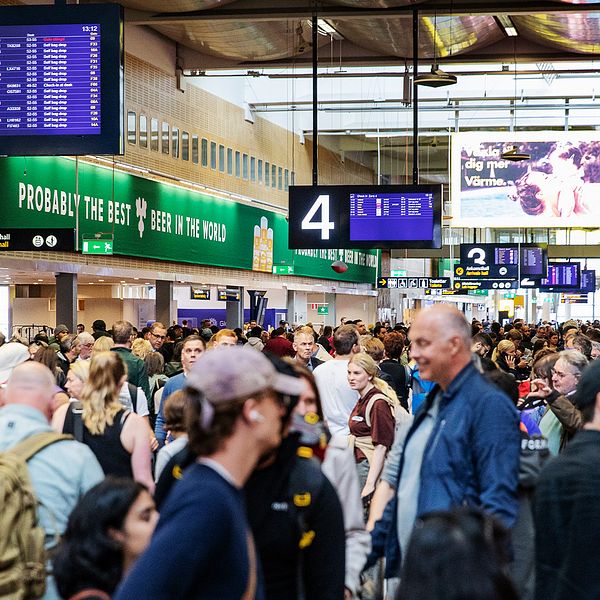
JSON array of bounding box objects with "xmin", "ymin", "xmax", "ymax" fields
[{"xmin": 451, "ymin": 132, "xmax": 600, "ymax": 228}]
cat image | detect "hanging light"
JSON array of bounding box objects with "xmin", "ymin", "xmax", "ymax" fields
[
  {"xmin": 501, "ymin": 40, "xmax": 530, "ymax": 162},
  {"xmin": 415, "ymin": 12, "xmax": 457, "ymax": 88}
]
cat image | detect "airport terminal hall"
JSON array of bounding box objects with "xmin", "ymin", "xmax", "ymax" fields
[{"xmin": 2, "ymin": 1, "xmax": 600, "ymax": 600}]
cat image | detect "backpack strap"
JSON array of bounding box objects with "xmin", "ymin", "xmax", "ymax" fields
[
  {"xmin": 127, "ymin": 383, "xmax": 138, "ymax": 412},
  {"xmin": 9, "ymin": 431, "xmax": 74, "ymax": 463},
  {"xmin": 365, "ymin": 393, "xmax": 393, "ymax": 428},
  {"xmin": 70, "ymin": 401, "xmax": 85, "ymax": 443}
]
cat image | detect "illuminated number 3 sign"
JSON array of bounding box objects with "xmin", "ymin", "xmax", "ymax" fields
[{"xmin": 301, "ymin": 194, "xmax": 335, "ymax": 240}]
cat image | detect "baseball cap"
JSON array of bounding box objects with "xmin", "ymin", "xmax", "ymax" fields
[
  {"xmin": 186, "ymin": 346, "xmax": 305, "ymax": 405},
  {"xmin": 575, "ymin": 359, "xmax": 600, "ymax": 411},
  {"xmin": 54, "ymin": 324, "xmax": 69, "ymax": 336},
  {"xmin": 0, "ymin": 342, "xmax": 30, "ymax": 386}
]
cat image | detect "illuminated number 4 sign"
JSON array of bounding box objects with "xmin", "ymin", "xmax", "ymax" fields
[{"xmin": 301, "ymin": 194, "xmax": 335, "ymax": 240}]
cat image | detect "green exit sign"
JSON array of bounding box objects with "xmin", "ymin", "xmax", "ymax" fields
[
  {"xmin": 468, "ymin": 290, "xmax": 488, "ymax": 296},
  {"xmin": 273, "ymin": 265, "xmax": 294, "ymax": 275},
  {"xmin": 317, "ymin": 306, "xmax": 329, "ymax": 315},
  {"xmin": 82, "ymin": 240, "xmax": 113, "ymax": 255},
  {"xmin": 391, "ymin": 269, "xmax": 407, "ymax": 277}
]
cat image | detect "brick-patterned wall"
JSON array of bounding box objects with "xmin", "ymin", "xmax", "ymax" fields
[{"xmin": 123, "ymin": 54, "xmax": 374, "ymax": 209}]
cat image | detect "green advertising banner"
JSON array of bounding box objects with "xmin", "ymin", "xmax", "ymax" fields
[{"xmin": 0, "ymin": 157, "xmax": 377, "ymax": 283}]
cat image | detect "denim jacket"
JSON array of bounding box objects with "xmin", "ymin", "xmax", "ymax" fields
[{"xmin": 369, "ymin": 362, "xmax": 521, "ymax": 577}]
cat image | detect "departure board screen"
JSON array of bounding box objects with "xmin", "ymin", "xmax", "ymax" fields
[
  {"xmin": 540, "ymin": 262, "xmax": 580, "ymax": 290},
  {"xmin": 0, "ymin": 4, "xmax": 123, "ymax": 156},
  {"xmin": 349, "ymin": 192, "xmax": 434, "ymax": 241},
  {"xmin": 0, "ymin": 23, "xmax": 101, "ymax": 136},
  {"xmin": 289, "ymin": 184, "xmax": 442, "ymax": 249}
]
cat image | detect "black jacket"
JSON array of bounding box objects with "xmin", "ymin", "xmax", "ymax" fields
[{"xmin": 533, "ymin": 430, "xmax": 600, "ymax": 600}]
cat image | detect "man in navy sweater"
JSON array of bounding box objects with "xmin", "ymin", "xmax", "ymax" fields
[{"xmin": 115, "ymin": 346, "xmax": 305, "ymax": 600}]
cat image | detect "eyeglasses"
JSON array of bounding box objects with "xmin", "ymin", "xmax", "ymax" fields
[
  {"xmin": 552, "ymin": 368, "xmax": 577, "ymax": 379},
  {"xmin": 150, "ymin": 332, "xmax": 166, "ymax": 340}
]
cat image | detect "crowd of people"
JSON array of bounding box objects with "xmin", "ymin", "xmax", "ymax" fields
[{"xmin": 0, "ymin": 308, "xmax": 599, "ymax": 600}]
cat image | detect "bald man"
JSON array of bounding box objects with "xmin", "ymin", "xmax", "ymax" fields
[
  {"xmin": 367, "ymin": 304, "xmax": 521, "ymax": 581},
  {"xmin": 0, "ymin": 362, "xmax": 103, "ymax": 600}
]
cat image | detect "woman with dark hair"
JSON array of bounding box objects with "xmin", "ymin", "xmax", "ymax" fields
[
  {"xmin": 396, "ymin": 508, "xmax": 518, "ymax": 600},
  {"xmin": 317, "ymin": 325, "xmax": 333, "ymax": 355},
  {"xmin": 53, "ymin": 477, "xmax": 158, "ymax": 600},
  {"xmin": 380, "ymin": 332, "xmax": 408, "ymax": 411}
]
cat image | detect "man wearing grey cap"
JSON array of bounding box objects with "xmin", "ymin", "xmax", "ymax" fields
[
  {"xmin": 116, "ymin": 346, "xmax": 305, "ymax": 600},
  {"xmin": 533, "ymin": 358, "xmax": 600, "ymax": 600}
]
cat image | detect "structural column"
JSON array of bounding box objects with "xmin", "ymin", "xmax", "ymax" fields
[
  {"xmin": 55, "ymin": 273, "xmax": 77, "ymax": 332},
  {"xmin": 155, "ymin": 280, "xmax": 175, "ymax": 326},
  {"xmin": 226, "ymin": 286, "xmax": 244, "ymax": 329},
  {"xmin": 324, "ymin": 293, "xmax": 336, "ymax": 327},
  {"xmin": 287, "ymin": 290, "xmax": 308, "ymax": 327}
]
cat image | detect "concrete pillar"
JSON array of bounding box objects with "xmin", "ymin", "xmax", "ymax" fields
[
  {"xmin": 377, "ymin": 250, "xmax": 391, "ymax": 323},
  {"xmin": 323, "ymin": 293, "xmax": 336, "ymax": 327},
  {"xmin": 155, "ymin": 280, "xmax": 175, "ymax": 326},
  {"xmin": 287, "ymin": 290, "xmax": 308, "ymax": 327},
  {"xmin": 55, "ymin": 273, "xmax": 77, "ymax": 332},
  {"xmin": 226, "ymin": 286, "xmax": 244, "ymax": 329}
]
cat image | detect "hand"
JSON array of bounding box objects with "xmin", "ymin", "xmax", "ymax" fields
[
  {"xmin": 527, "ymin": 378, "xmax": 552, "ymax": 399},
  {"xmin": 517, "ymin": 359, "xmax": 528, "ymax": 369},
  {"xmin": 150, "ymin": 436, "xmax": 159, "ymax": 452},
  {"xmin": 505, "ymin": 354, "xmax": 516, "ymax": 369},
  {"xmin": 344, "ymin": 588, "xmax": 353, "ymax": 600},
  {"xmin": 361, "ymin": 481, "xmax": 375, "ymax": 499}
]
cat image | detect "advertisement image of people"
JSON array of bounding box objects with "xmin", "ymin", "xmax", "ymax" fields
[{"xmin": 451, "ymin": 132, "xmax": 600, "ymax": 227}]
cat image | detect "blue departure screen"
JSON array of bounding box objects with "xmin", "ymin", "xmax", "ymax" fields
[
  {"xmin": 0, "ymin": 23, "xmax": 100, "ymax": 136},
  {"xmin": 349, "ymin": 192, "xmax": 434, "ymax": 241},
  {"xmin": 541, "ymin": 263, "xmax": 580, "ymax": 288}
]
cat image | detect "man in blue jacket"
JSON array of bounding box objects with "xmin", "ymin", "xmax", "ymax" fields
[{"xmin": 368, "ymin": 304, "xmax": 521, "ymax": 581}]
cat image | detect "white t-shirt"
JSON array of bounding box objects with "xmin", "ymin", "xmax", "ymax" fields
[
  {"xmin": 313, "ymin": 359, "xmax": 359, "ymax": 437},
  {"xmin": 118, "ymin": 383, "xmax": 149, "ymax": 417}
]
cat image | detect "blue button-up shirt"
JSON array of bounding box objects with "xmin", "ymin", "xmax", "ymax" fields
[{"xmin": 0, "ymin": 404, "xmax": 104, "ymax": 600}]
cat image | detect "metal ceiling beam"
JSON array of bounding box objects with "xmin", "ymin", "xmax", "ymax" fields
[{"xmin": 126, "ymin": 1, "xmax": 600, "ymax": 25}]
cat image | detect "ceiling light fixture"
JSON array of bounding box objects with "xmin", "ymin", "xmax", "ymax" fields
[
  {"xmin": 496, "ymin": 15, "xmax": 518, "ymax": 37},
  {"xmin": 316, "ymin": 19, "xmax": 344, "ymax": 41},
  {"xmin": 415, "ymin": 12, "xmax": 457, "ymax": 88},
  {"xmin": 501, "ymin": 40, "xmax": 530, "ymax": 162}
]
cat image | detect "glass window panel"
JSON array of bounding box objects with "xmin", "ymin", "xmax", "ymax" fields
[
  {"xmin": 227, "ymin": 148, "xmax": 233, "ymax": 175},
  {"xmin": 127, "ymin": 111, "xmax": 136, "ymax": 145},
  {"xmin": 139, "ymin": 114, "xmax": 147, "ymax": 148},
  {"xmin": 172, "ymin": 127, "xmax": 179, "ymax": 159},
  {"xmin": 161, "ymin": 122, "xmax": 169, "ymax": 154},
  {"xmin": 150, "ymin": 118, "xmax": 158, "ymax": 151},
  {"xmin": 182, "ymin": 131, "xmax": 189, "ymax": 161},
  {"xmin": 201, "ymin": 138, "xmax": 208, "ymax": 167},
  {"xmin": 219, "ymin": 144, "xmax": 225, "ymax": 172},
  {"xmin": 210, "ymin": 142, "xmax": 217, "ymax": 169},
  {"xmin": 192, "ymin": 135, "xmax": 199, "ymax": 164}
]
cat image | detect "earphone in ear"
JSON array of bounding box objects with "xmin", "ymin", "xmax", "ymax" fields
[{"xmin": 249, "ymin": 410, "xmax": 265, "ymax": 423}]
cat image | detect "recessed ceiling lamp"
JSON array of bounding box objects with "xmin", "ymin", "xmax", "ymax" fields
[{"xmin": 415, "ymin": 12, "xmax": 457, "ymax": 88}]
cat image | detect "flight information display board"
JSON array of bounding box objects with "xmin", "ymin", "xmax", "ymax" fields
[
  {"xmin": 0, "ymin": 23, "xmax": 101, "ymax": 136},
  {"xmin": 0, "ymin": 4, "xmax": 123, "ymax": 156},
  {"xmin": 460, "ymin": 243, "xmax": 547, "ymax": 276},
  {"xmin": 349, "ymin": 191, "xmax": 434, "ymax": 242},
  {"xmin": 540, "ymin": 262, "xmax": 580, "ymax": 290},
  {"xmin": 289, "ymin": 184, "xmax": 442, "ymax": 249}
]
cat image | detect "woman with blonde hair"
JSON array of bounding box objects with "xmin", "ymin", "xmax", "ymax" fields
[
  {"xmin": 92, "ymin": 335, "xmax": 114, "ymax": 355},
  {"xmin": 131, "ymin": 338, "xmax": 153, "ymax": 361},
  {"xmin": 65, "ymin": 360, "xmax": 90, "ymax": 402},
  {"xmin": 347, "ymin": 352, "xmax": 404, "ymax": 501},
  {"xmin": 491, "ymin": 340, "xmax": 523, "ymax": 378},
  {"xmin": 52, "ymin": 351, "xmax": 154, "ymax": 493}
]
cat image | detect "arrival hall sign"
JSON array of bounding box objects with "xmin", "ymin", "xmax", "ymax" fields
[{"xmin": 0, "ymin": 157, "xmax": 377, "ymax": 284}]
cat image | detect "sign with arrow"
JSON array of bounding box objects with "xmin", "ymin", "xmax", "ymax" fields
[
  {"xmin": 378, "ymin": 277, "xmax": 451, "ymax": 289},
  {"xmin": 82, "ymin": 239, "xmax": 113, "ymax": 255}
]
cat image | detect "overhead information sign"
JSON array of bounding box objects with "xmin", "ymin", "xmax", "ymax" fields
[
  {"xmin": 454, "ymin": 264, "xmax": 518, "ymax": 279},
  {"xmin": 191, "ymin": 287, "xmax": 210, "ymax": 300},
  {"xmin": 459, "ymin": 243, "xmax": 547, "ymax": 277},
  {"xmin": 0, "ymin": 227, "xmax": 73, "ymax": 251},
  {"xmin": 377, "ymin": 276, "xmax": 450, "ymax": 289},
  {"xmin": 453, "ymin": 279, "xmax": 518, "ymax": 291},
  {"xmin": 82, "ymin": 239, "xmax": 112, "ymax": 254}
]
